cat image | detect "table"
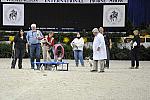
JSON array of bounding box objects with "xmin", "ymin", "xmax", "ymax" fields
[{"xmin": 33, "ymin": 61, "xmax": 69, "ymax": 71}]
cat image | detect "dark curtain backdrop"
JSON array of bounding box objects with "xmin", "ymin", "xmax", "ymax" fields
[
  {"xmin": 128, "ymin": 0, "xmax": 150, "ymax": 27},
  {"xmin": 0, "ymin": 1, "xmax": 150, "ymax": 30}
]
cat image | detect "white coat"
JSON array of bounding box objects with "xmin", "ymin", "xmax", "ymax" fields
[
  {"xmin": 93, "ymin": 33, "xmax": 107, "ymax": 60},
  {"xmin": 70, "ymin": 37, "xmax": 84, "ymax": 51}
]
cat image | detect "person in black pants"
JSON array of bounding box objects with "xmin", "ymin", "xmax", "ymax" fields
[
  {"xmin": 130, "ymin": 30, "xmax": 140, "ymax": 69},
  {"xmin": 11, "ymin": 29, "xmax": 28, "ymax": 69}
]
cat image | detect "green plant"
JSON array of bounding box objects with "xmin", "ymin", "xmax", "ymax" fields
[
  {"xmin": 63, "ymin": 44, "xmax": 73, "ymax": 59},
  {"xmin": 0, "ymin": 43, "xmax": 12, "ymax": 58},
  {"xmin": 139, "ymin": 45, "xmax": 150, "ymax": 60},
  {"xmin": 83, "ymin": 47, "xmax": 92, "ymax": 58},
  {"xmin": 115, "ymin": 48, "xmax": 130, "ymax": 60}
]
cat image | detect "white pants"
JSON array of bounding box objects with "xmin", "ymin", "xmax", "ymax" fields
[{"xmin": 42, "ymin": 45, "xmax": 51, "ymax": 62}]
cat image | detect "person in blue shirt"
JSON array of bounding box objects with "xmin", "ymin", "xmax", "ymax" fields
[{"xmin": 26, "ymin": 24, "xmax": 43, "ymax": 70}]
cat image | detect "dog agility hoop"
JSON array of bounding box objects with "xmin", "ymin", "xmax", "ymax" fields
[{"xmin": 54, "ymin": 44, "xmax": 64, "ymax": 59}]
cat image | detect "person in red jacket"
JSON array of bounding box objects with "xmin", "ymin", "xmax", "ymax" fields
[
  {"xmin": 47, "ymin": 31, "xmax": 55, "ymax": 60},
  {"xmin": 47, "ymin": 31, "xmax": 55, "ymax": 47},
  {"xmin": 41, "ymin": 31, "xmax": 55, "ymax": 62}
]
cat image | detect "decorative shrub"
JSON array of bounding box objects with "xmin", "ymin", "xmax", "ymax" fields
[
  {"xmin": 0, "ymin": 43, "xmax": 12, "ymax": 58},
  {"xmin": 0, "ymin": 43, "xmax": 150, "ymax": 61}
]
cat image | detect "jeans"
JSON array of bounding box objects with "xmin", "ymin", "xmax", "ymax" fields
[
  {"xmin": 74, "ymin": 50, "xmax": 84, "ymax": 66},
  {"xmin": 30, "ymin": 43, "xmax": 41, "ymax": 69}
]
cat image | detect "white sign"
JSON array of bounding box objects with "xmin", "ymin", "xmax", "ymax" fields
[
  {"xmin": 3, "ymin": 4, "xmax": 24, "ymax": 26},
  {"xmin": 1, "ymin": 0, "xmax": 128, "ymax": 3},
  {"xmin": 103, "ymin": 5, "xmax": 125, "ymax": 27}
]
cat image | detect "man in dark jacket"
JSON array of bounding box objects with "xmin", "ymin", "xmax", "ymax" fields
[
  {"xmin": 99, "ymin": 27, "xmax": 112, "ymax": 69},
  {"xmin": 130, "ymin": 30, "xmax": 140, "ymax": 69}
]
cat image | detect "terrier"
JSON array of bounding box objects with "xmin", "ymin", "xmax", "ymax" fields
[{"xmin": 85, "ymin": 56, "xmax": 93, "ymax": 67}]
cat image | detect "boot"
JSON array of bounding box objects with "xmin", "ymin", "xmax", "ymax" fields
[
  {"xmin": 81, "ymin": 64, "xmax": 85, "ymax": 67},
  {"xmin": 11, "ymin": 66, "xmax": 15, "ymax": 69},
  {"xmin": 135, "ymin": 66, "xmax": 139, "ymax": 69},
  {"xmin": 129, "ymin": 66, "xmax": 134, "ymax": 69},
  {"xmin": 76, "ymin": 63, "xmax": 78, "ymax": 67},
  {"xmin": 18, "ymin": 64, "xmax": 22, "ymax": 69}
]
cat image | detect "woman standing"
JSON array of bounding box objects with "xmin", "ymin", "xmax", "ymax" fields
[
  {"xmin": 130, "ymin": 30, "xmax": 140, "ymax": 69},
  {"xmin": 11, "ymin": 29, "xmax": 28, "ymax": 69},
  {"xmin": 71, "ymin": 32, "xmax": 84, "ymax": 67},
  {"xmin": 41, "ymin": 31, "xmax": 55, "ymax": 62}
]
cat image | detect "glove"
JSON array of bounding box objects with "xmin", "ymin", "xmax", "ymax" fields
[
  {"xmin": 26, "ymin": 49, "xmax": 28, "ymax": 53},
  {"xmin": 133, "ymin": 42, "xmax": 137, "ymax": 47}
]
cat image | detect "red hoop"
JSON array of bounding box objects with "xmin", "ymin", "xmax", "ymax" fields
[{"xmin": 54, "ymin": 44, "xmax": 64, "ymax": 59}]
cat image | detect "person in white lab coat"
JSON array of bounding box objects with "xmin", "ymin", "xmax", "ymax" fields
[
  {"xmin": 71, "ymin": 32, "xmax": 84, "ymax": 67},
  {"xmin": 91, "ymin": 28, "xmax": 107, "ymax": 73}
]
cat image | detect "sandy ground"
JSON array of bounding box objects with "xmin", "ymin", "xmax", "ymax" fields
[{"xmin": 0, "ymin": 58, "xmax": 150, "ymax": 100}]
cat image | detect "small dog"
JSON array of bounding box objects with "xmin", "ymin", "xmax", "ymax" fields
[
  {"xmin": 57, "ymin": 57, "xmax": 62, "ymax": 62},
  {"xmin": 56, "ymin": 51, "xmax": 63, "ymax": 62},
  {"xmin": 85, "ymin": 56, "xmax": 93, "ymax": 67}
]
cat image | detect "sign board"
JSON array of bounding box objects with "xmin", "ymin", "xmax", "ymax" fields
[
  {"xmin": 1, "ymin": 0, "xmax": 128, "ymax": 4},
  {"xmin": 103, "ymin": 5, "xmax": 125, "ymax": 27},
  {"xmin": 3, "ymin": 4, "xmax": 24, "ymax": 26}
]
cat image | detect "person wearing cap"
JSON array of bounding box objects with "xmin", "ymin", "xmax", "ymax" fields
[
  {"xmin": 99, "ymin": 27, "xmax": 112, "ymax": 69},
  {"xmin": 11, "ymin": 29, "xmax": 28, "ymax": 69},
  {"xmin": 91, "ymin": 28, "xmax": 107, "ymax": 73},
  {"xmin": 26, "ymin": 24, "xmax": 43, "ymax": 70},
  {"xmin": 70, "ymin": 32, "xmax": 84, "ymax": 67},
  {"xmin": 130, "ymin": 30, "xmax": 140, "ymax": 69}
]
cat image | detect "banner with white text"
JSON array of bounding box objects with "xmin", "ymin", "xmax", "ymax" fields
[{"xmin": 1, "ymin": 0, "xmax": 128, "ymax": 4}]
